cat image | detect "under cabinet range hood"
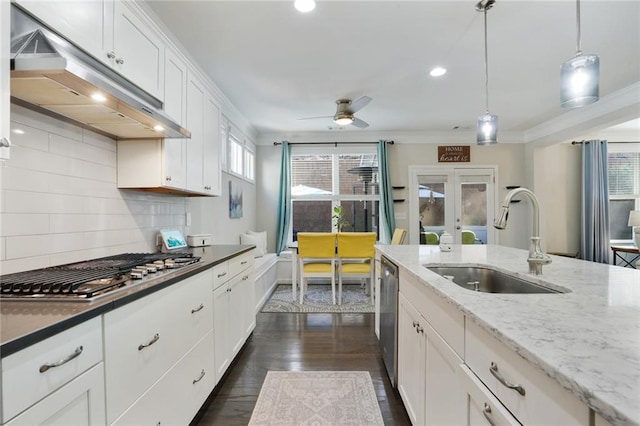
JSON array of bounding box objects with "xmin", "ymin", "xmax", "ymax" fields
[{"xmin": 10, "ymin": 5, "xmax": 190, "ymax": 140}]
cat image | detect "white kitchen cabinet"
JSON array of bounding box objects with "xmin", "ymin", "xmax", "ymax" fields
[
  {"xmin": 116, "ymin": 46, "xmax": 187, "ymax": 193},
  {"xmin": 465, "ymin": 320, "xmax": 589, "ymax": 426},
  {"xmin": 203, "ymin": 94, "xmax": 222, "ymax": 196},
  {"xmin": 0, "ymin": 0, "xmax": 10, "ymax": 160},
  {"xmin": 112, "ymin": 1, "xmax": 164, "ymax": 101},
  {"xmin": 185, "ymin": 71, "xmax": 222, "ymax": 196},
  {"xmin": 103, "ymin": 269, "xmax": 213, "ymax": 423},
  {"xmin": 397, "ymin": 294, "xmax": 426, "ymax": 425},
  {"xmin": 5, "ymin": 363, "xmax": 105, "ymax": 426},
  {"xmin": 459, "ymin": 363, "xmax": 520, "ymax": 426},
  {"xmin": 212, "ymin": 253, "xmax": 255, "ymax": 383},
  {"xmin": 111, "ymin": 330, "xmax": 216, "ymax": 426},
  {"xmin": 15, "ymin": 0, "xmax": 164, "ymax": 102},
  {"xmin": 1, "ymin": 317, "xmax": 104, "ymax": 424},
  {"xmin": 397, "ymin": 293, "xmax": 464, "ymax": 426}
]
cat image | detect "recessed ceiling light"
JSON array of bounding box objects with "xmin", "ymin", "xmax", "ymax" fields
[
  {"xmin": 429, "ymin": 67, "xmax": 447, "ymax": 77},
  {"xmin": 294, "ymin": 0, "xmax": 315, "ymax": 13},
  {"xmin": 91, "ymin": 93, "xmax": 107, "ymax": 102},
  {"xmin": 12, "ymin": 129, "xmax": 25, "ymax": 135},
  {"xmin": 153, "ymin": 125, "xmax": 165, "ymax": 132}
]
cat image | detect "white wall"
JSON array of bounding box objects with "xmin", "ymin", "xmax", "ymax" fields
[{"xmin": 0, "ymin": 105, "xmax": 255, "ymax": 274}]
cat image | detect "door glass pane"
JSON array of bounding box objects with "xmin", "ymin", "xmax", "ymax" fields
[
  {"xmin": 418, "ymin": 179, "xmax": 446, "ymax": 244},
  {"xmin": 610, "ymin": 199, "xmax": 635, "ymax": 240},
  {"xmin": 460, "ymin": 183, "xmax": 487, "ymax": 244},
  {"xmin": 292, "ymin": 201, "xmax": 332, "ymax": 240}
]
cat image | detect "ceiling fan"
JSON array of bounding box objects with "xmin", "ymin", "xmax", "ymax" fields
[{"xmin": 298, "ymin": 96, "xmax": 372, "ymax": 128}]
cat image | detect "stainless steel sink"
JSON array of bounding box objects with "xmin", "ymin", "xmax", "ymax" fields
[{"xmin": 426, "ymin": 266, "xmax": 565, "ymax": 294}]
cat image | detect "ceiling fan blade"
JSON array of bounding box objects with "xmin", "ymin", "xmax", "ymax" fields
[
  {"xmin": 348, "ymin": 96, "xmax": 372, "ymax": 113},
  {"xmin": 351, "ymin": 117, "xmax": 369, "ymax": 128},
  {"xmin": 297, "ymin": 115, "xmax": 333, "ymax": 121}
]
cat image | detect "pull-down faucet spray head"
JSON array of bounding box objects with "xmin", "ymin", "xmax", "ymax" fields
[
  {"xmin": 493, "ymin": 205, "xmax": 509, "ymax": 230},
  {"xmin": 493, "ymin": 187, "xmax": 551, "ymax": 275}
]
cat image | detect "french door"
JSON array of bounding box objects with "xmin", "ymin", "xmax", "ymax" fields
[{"xmin": 408, "ymin": 167, "xmax": 496, "ymax": 245}]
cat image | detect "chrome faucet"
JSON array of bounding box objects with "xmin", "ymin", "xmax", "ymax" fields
[{"xmin": 494, "ymin": 188, "xmax": 552, "ymax": 275}]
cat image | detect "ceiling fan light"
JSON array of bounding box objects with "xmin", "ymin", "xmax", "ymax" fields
[
  {"xmin": 294, "ymin": 0, "xmax": 315, "ymax": 13},
  {"xmin": 560, "ymin": 53, "xmax": 599, "ymax": 108},
  {"xmin": 334, "ymin": 116, "xmax": 354, "ymax": 126},
  {"xmin": 476, "ymin": 112, "xmax": 498, "ymax": 145}
]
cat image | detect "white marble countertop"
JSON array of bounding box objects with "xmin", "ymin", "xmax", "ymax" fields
[{"xmin": 376, "ymin": 244, "xmax": 640, "ymax": 426}]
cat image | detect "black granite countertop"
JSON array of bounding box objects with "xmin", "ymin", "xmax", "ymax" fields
[{"xmin": 0, "ymin": 245, "xmax": 254, "ymax": 358}]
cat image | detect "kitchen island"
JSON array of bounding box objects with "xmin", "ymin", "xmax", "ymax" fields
[{"xmin": 377, "ymin": 244, "xmax": 639, "ymax": 426}]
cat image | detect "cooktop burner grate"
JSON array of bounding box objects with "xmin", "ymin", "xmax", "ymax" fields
[{"xmin": 0, "ymin": 252, "xmax": 198, "ymax": 300}]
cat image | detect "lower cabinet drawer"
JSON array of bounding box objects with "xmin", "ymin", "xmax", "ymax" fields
[
  {"xmin": 465, "ymin": 320, "xmax": 589, "ymax": 425},
  {"xmin": 459, "ymin": 363, "xmax": 520, "ymax": 426},
  {"xmin": 229, "ymin": 251, "xmax": 254, "ymax": 278},
  {"xmin": 1, "ymin": 317, "xmax": 103, "ymax": 423},
  {"xmin": 111, "ymin": 330, "xmax": 216, "ymax": 426},
  {"xmin": 5, "ymin": 363, "xmax": 105, "ymax": 426},
  {"xmin": 104, "ymin": 270, "xmax": 213, "ymax": 423}
]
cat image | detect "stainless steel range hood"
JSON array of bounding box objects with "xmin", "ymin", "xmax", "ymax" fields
[{"xmin": 10, "ymin": 5, "xmax": 190, "ymax": 140}]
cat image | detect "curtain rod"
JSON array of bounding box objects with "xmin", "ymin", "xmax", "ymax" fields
[
  {"xmin": 571, "ymin": 140, "xmax": 632, "ymax": 145},
  {"xmin": 273, "ymin": 140, "xmax": 394, "ymax": 146}
]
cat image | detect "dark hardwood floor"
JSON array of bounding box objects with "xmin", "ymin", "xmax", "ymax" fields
[{"xmin": 192, "ymin": 312, "xmax": 411, "ymax": 425}]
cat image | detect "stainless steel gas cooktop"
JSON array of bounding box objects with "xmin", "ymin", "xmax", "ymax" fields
[{"xmin": 0, "ymin": 252, "xmax": 200, "ymax": 302}]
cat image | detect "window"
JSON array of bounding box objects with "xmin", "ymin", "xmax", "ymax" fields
[
  {"xmin": 222, "ymin": 116, "xmax": 255, "ymax": 182},
  {"xmin": 290, "ymin": 147, "xmax": 379, "ymax": 240},
  {"xmin": 608, "ymin": 145, "xmax": 640, "ymax": 242}
]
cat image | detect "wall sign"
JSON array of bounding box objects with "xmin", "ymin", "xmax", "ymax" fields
[{"xmin": 438, "ymin": 145, "xmax": 470, "ymax": 163}]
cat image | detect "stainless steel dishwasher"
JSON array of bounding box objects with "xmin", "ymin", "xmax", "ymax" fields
[{"xmin": 379, "ymin": 255, "xmax": 399, "ymax": 387}]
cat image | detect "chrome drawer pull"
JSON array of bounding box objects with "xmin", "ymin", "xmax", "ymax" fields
[
  {"xmin": 192, "ymin": 369, "xmax": 206, "ymax": 384},
  {"xmin": 242, "ymin": 275, "xmax": 249, "ymax": 281},
  {"xmin": 217, "ymin": 271, "xmax": 227, "ymax": 278},
  {"xmin": 39, "ymin": 346, "xmax": 83, "ymax": 373},
  {"xmin": 490, "ymin": 362, "xmax": 526, "ymax": 396},
  {"xmin": 482, "ymin": 403, "xmax": 496, "ymax": 426},
  {"xmin": 241, "ymin": 260, "xmax": 248, "ymax": 265},
  {"xmin": 191, "ymin": 303, "xmax": 204, "ymax": 314},
  {"xmin": 138, "ymin": 333, "xmax": 160, "ymax": 351}
]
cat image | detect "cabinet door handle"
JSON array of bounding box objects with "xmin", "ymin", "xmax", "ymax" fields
[
  {"xmin": 489, "ymin": 362, "xmax": 526, "ymax": 396},
  {"xmin": 241, "ymin": 260, "xmax": 248, "ymax": 265},
  {"xmin": 138, "ymin": 333, "xmax": 160, "ymax": 351},
  {"xmin": 192, "ymin": 369, "xmax": 206, "ymax": 384},
  {"xmin": 39, "ymin": 346, "xmax": 83, "ymax": 373},
  {"xmin": 242, "ymin": 275, "xmax": 249, "ymax": 281},
  {"xmin": 482, "ymin": 403, "xmax": 496, "ymax": 426},
  {"xmin": 191, "ymin": 303, "xmax": 204, "ymax": 314},
  {"xmin": 116, "ymin": 57, "xmax": 125, "ymax": 65},
  {"xmin": 107, "ymin": 51, "xmax": 116, "ymax": 59},
  {"xmin": 217, "ymin": 272, "xmax": 227, "ymax": 278}
]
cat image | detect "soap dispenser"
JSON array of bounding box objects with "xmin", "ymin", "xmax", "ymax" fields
[{"xmin": 439, "ymin": 232, "xmax": 453, "ymax": 252}]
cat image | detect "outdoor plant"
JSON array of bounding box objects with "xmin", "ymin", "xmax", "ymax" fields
[{"xmin": 332, "ymin": 205, "xmax": 349, "ymax": 232}]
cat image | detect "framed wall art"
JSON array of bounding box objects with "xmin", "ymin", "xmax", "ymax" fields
[{"xmin": 229, "ymin": 180, "xmax": 243, "ymax": 218}]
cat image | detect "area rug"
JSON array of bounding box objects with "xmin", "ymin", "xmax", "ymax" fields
[
  {"xmin": 261, "ymin": 284, "xmax": 375, "ymax": 313},
  {"xmin": 248, "ymin": 371, "xmax": 384, "ymax": 426}
]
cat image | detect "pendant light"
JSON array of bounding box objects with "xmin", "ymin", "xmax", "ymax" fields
[
  {"xmin": 476, "ymin": 0, "xmax": 498, "ymax": 146},
  {"xmin": 560, "ymin": 0, "xmax": 599, "ymax": 108}
]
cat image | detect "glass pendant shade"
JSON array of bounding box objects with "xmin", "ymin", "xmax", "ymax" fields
[
  {"xmin": 477, "ymin": 113, "xmax": 498, "ymax": 145},
  {"xmin": 560, "ymin": 53, "xmax": 600, "ymax": 108}
]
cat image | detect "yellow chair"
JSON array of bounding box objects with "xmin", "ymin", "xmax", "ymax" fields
[
  {"xmin": 423, "ymin": 231, "xmax": 439, "ymax": 245},
  {"xmin": 297, "ymin": 232, "xmax": 337, "ymax": 304},
  {"xmin": 336, "ymin": 232, "xmax": 377, "ymax": 305},
  {"xmin": 391, "ymin": 228, "xmax": 407, "ymax": 245},
  {"xmin": 461, "ymin": 230, "xmax": 477, "ymax": 244}
]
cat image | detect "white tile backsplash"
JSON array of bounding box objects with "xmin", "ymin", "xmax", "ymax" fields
[{"xmin": 0, "ymin": 105, "xmax": 189, "ymax": 273}]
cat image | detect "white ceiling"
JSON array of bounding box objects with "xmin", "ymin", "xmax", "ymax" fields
[{"xmin": 144, "ymin": 0, "xmax": 640, "ymax": 142}]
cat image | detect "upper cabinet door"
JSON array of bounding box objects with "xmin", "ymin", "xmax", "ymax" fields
[
  {"xmin": 14, "ymin": 0, "xmax": 113, "ymax": 64},
  {"xmin": 1, "ymin": 0, "xmax": 10, "ymax": 159},
  {"xmin": 186, "ymin": 72, "xmax": 205, "ymax": 193},
  {"xmin": 203, "ymin": 95, "xmax": 221, "ymax": 196},
  {"xmin": 112, "ymin": 1, "xmax": 164, "ymax": 101}
]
